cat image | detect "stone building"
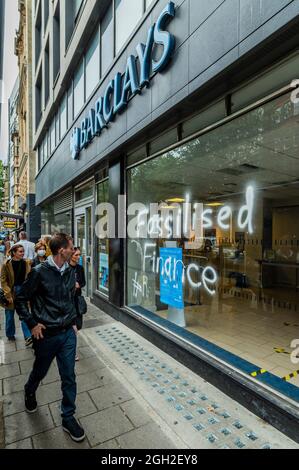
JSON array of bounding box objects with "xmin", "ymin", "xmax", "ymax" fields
[{"xmin": 15, "ymin": 0, "xmax": 40, "ymax": 241}]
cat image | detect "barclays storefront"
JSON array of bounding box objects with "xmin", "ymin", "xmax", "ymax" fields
[{"xmin": 35, "ymin": 0, "xmax": 299, "ymax": 440}]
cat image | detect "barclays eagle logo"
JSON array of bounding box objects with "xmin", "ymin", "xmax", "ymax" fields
[{"xmin": 70, "ymin": 128, "xmax": 80, "ymax": 160}]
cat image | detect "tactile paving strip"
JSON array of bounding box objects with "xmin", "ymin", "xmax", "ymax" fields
[{"xmin": 85, "ymin": 325, "xmax": 297, "ymax": 449}]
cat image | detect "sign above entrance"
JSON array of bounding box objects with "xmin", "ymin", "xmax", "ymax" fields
[
  {"xmin": 3, "ymin": 220, "xmax": 17, "ymax": 229},
  {"xmin": 70, "ymin": 2, "xmax": 176, "ymax": 160}
]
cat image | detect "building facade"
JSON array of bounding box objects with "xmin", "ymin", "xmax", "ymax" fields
[
  {"xmin": 33, "ymin": 0, "xmax": 299, "ymax": 440},
  {"xmin": 7, "ymin": 77, "xmax": 20, "ymax": 214},
  {"xmin": 1, "ymin": 164, "xmax": 10, "ymax": 213},
  {"xmin": 15, "ymin": 0, "xmax": 40, "ymax": 241},
  {"xmin": 0, "ymin": 0, "xmax": 5, "ymax": 125}
]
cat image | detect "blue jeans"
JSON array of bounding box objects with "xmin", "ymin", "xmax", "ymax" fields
[
  {"xmin": 5, "ymin": 285, "xmax": 32, "ymax": 340},
  {"xmin": 25, "ymin": 327, "xmax": 77, "ymax": 420}
]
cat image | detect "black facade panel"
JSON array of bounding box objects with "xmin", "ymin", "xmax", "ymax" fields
[{"xmin": 108, "ymin": 159, "xmax": 125, "ymax": 308}]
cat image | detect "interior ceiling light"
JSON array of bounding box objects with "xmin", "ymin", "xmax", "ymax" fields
[
  {"xmin": 166, "ymin": 197, "xmax": 185, "ymax": 203},
  {"xmin": 206, "ymin": 202, "xmax": 224, "ymax": 207}
]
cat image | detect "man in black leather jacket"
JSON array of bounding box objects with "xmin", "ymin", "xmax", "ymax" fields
[{"xmin": 15, "ymin": 233, "xmax": 86, "ymax": 443}]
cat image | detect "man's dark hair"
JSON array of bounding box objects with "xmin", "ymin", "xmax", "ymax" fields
[{"xmin": 49, "ymin": 233, "xmax": 73, "ymax": 255}]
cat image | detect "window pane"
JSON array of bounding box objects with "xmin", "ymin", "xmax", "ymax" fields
[
  {"xmin": 55, "ymin": 113, "xmax": 60, "ymax": 145},
  {"xmin": 74, "ymin": 59, "xmax": 84, "ymax": 117},
  {"xmin": 115, "ymin": 0, "xmax": 143, "ymax": 54},
  {"xmin": 67, "ymin": 84, "xmax": 73, "ymax": 128},
  {"xmin": 101, "ymin": 3, "xmax": 114, "ymax": 75},
  {"xmin": 86, "ymin": 31, "xmax": 100, "ymax": 99},
  {"xmin": 97, "ymin": 180, "xmax": 109, "ymax": 294},
  {"xmin": 126, "ymin": 91, "xmax": 299, "ymax": 399},
  {"xmin": 41, "ymin": 203, "xmax": 72, "ymax": 235},
  {"xmin": 43, "ymin": 135, "xmax": 48, "ymax": 164},
  {"xmin": 60, "ymin": 94, "xmax": 67, "ymax": 137},
  {"xmin": 74, "ymin": 0, "xmax": 83, "ymax": 19},
  {"xmin": 50, "ymin": 119, "xmax": 55, "ymax": 154},
  {"xmin": 145, "ymin": 0, "xmax": 154, "ymax": 9}
]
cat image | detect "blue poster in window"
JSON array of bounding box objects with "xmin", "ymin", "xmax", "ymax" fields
[{"xmin": 160, "ymin": 247, "xmax": 184, "ymax": 309}]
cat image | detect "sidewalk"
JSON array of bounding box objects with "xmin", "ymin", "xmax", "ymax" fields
[
  {"xmin": 0, "ymin": 302, "xmax": 178, "ymax": 449},
  {"xmin": 0, "ymin": 301, "xmax": 298, "ymax": 449}
]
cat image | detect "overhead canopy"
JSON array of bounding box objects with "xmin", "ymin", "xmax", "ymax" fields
[{"xmin": 0, "ymin": 212, "xmax": 23, "ymax": 220}]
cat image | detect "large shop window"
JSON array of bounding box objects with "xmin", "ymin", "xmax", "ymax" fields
[
  {"xmin": 127, "ymin": 91, "xmax": 299, "ymax": 402},
  {"xmin": 41, "ymin": 204, "xmax": 72, "ymax": 236},
  {"xmin": 96, "ymin": 179, "xmax": 109, "ymax": 295}
]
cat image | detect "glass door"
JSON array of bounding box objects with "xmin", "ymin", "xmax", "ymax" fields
[{"xmin": 75, "ymin": 206, "xmax": 93, "ymax": 297}]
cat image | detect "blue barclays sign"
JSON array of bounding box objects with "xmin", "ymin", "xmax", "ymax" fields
[{"xmin": 70, "ymin": 1, "xmax": 176, "ymax": 160}]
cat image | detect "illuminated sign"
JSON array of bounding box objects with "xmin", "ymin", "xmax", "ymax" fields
[{"xmin": 70, "ymin": 2, "xmax": 176, "ymax": 160}]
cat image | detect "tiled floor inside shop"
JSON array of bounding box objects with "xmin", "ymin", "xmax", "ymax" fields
[{"xmin": 158, "ymin": 289, "xmax": 299, "ymax": 388}]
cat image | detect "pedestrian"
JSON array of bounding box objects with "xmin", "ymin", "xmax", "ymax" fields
[
  {"xmin": 0, "ymin": 243, "xmax": 33, "ymax": 345},
  {"xmin": 4, "ymin": 234, "xmax": 14, "ymax": 258},
  {"xmin": 69, "ymin": 247, "xmax": 86, "ymax": 361},
  {"xmin": 18, "ymin": 231, "xmax": 36, "ymax": 260},
  {"xmin": 0, "ymin": 241, "xmax": 5, "ymax": 265},
  {"xmin": 15, "ymin": 233, "xmax": 86, "ymax": 443},
  {"xmin": 41, "ymin": 235, "xmax": 52, "ymax": 258},
  {"xmin": 31, "ymin": 241, "xmax": 48, "ymax": 268}
]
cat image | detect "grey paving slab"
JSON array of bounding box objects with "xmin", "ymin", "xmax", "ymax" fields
[
  {"xmin": 32, "ymin": 426, "xmax": 90, "ymax": 449},
  {"xmin": 3, "ymin": 348, "xmax": 34, "ymax": 365},
  {"xmin": 94, "ymin": 368, "xmax": 118, "ymax": 387},
  {"xmin": 116, "ymin": 422, "xmax": 177, "ymax": 449},
  {"xmin": 77, "ymin": 346, "xmax": 96, "ymax": 360},
  {"xmin": 19, "ymin": 358, "xmax": 35, "ymax": 375},
  {"xmin": 36, "ymin": 381, "xmax": 63, "ymax": 406},
  {"xmin": 0, "ymin": 401, "xmax": 4, "ymax": 449},
  {"xmin": 3, "ymin": 390, "xmax": 26, "ymax": 416},
  {"xmin": 16, "ymin": 341, "xmax": 31, "ymax": 351},
  {"xmin": 120, "ymin": 399, "xmax": 152, "ymax": 428},
  {"xmin": 0, "ymin": 379, "xmax": 3, "ymax": 396},
  {"xmin": 75, "ymin": 356, "xmax": 106, "ymax": 375},
  {"xmin": 76, "ymin": 335, "xmax": 89, "ymax": 348},
  {"xmin": 83, "ymin": 319, "xmax": 103, "ymax": 329},
  {"xmin": 5, "ymin": 405, "xmax": 54, "ymax": 444},
  {"xmin": 93, "ymin": 439, "xmax": 120, "ymax": 449},
  {"xmin": 41, "ymin": 362, "xmax": 60, "ymax": 385},
  {"xmin": 3, "ymin": 380, "xmax": 65, "ymax": 417},
  {"xmin": 76, "ymin": 370, "xmax": 115, "ymax": 394},
  {"xmin": 1, "ymin": 342, "xmax": 17, "ymax": 353},
  {"xmin": 89, "ymin": 382, "xmax": 133, "ymax": 412},
  {"xmin": 80, "ymin": 406, "xmax": 134, "ymax": 447},
  {"xmin": 0, "ymin": 362, "xmax": 20, "ymax": 380},
  {"xmin": 49, "ymin": 392, "xmax": 97, "ymax": 427},
  {"xmin": 5, "ymin": 438, "xmax": 33, "ymax": 449},
  {"xmin": 3, "ymin": 373, "xmax": 28, "ymax": 395}
]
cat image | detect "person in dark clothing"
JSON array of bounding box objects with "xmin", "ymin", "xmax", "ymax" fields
[
  {"xmin": 69, "ymin": 247, "xmax": 86, "ymax": 362},
  {"xmin": 0, "ymin": 244, "xmax": 32, "ymax": 345},
  {"xmin": 31, "ymin": 241, "xmax": 47, "ymax": 268},
  {"xmin": 15, "ymin": 233, "xmax": 86, "ymax": 443},
  {"xmin": 69, "ymin": 247, "xmax": 86, "ymax": 330}
]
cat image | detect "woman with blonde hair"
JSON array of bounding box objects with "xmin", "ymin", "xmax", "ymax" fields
[
  {"xmin": 31, "ymin": 241, "xmax": 48, "ymax": 268},
  {"xmin": 41, "ymin": 235, "xmax": 52, "ymax": 257}
]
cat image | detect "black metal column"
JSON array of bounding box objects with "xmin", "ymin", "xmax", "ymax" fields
[
  {"xmin": 26, "ymin": 193, "xmax": 41, "ymax": 243},
  {"xmin": 108, "ymin": 158, "xmax": 125, "ymax": 307}
]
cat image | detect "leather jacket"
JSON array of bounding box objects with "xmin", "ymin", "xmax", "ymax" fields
[{"xmin": 15, "ymin": 260, "xmax": 77, "ymax": 331}]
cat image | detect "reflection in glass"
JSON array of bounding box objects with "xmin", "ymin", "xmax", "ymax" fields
[
  {"xmin": 127, "ymin": 92, "xmax": 299, "ymax": 394},
  {"xmin": 97, "ymin": 180, "xmax": 109, "ymax": 294}
]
